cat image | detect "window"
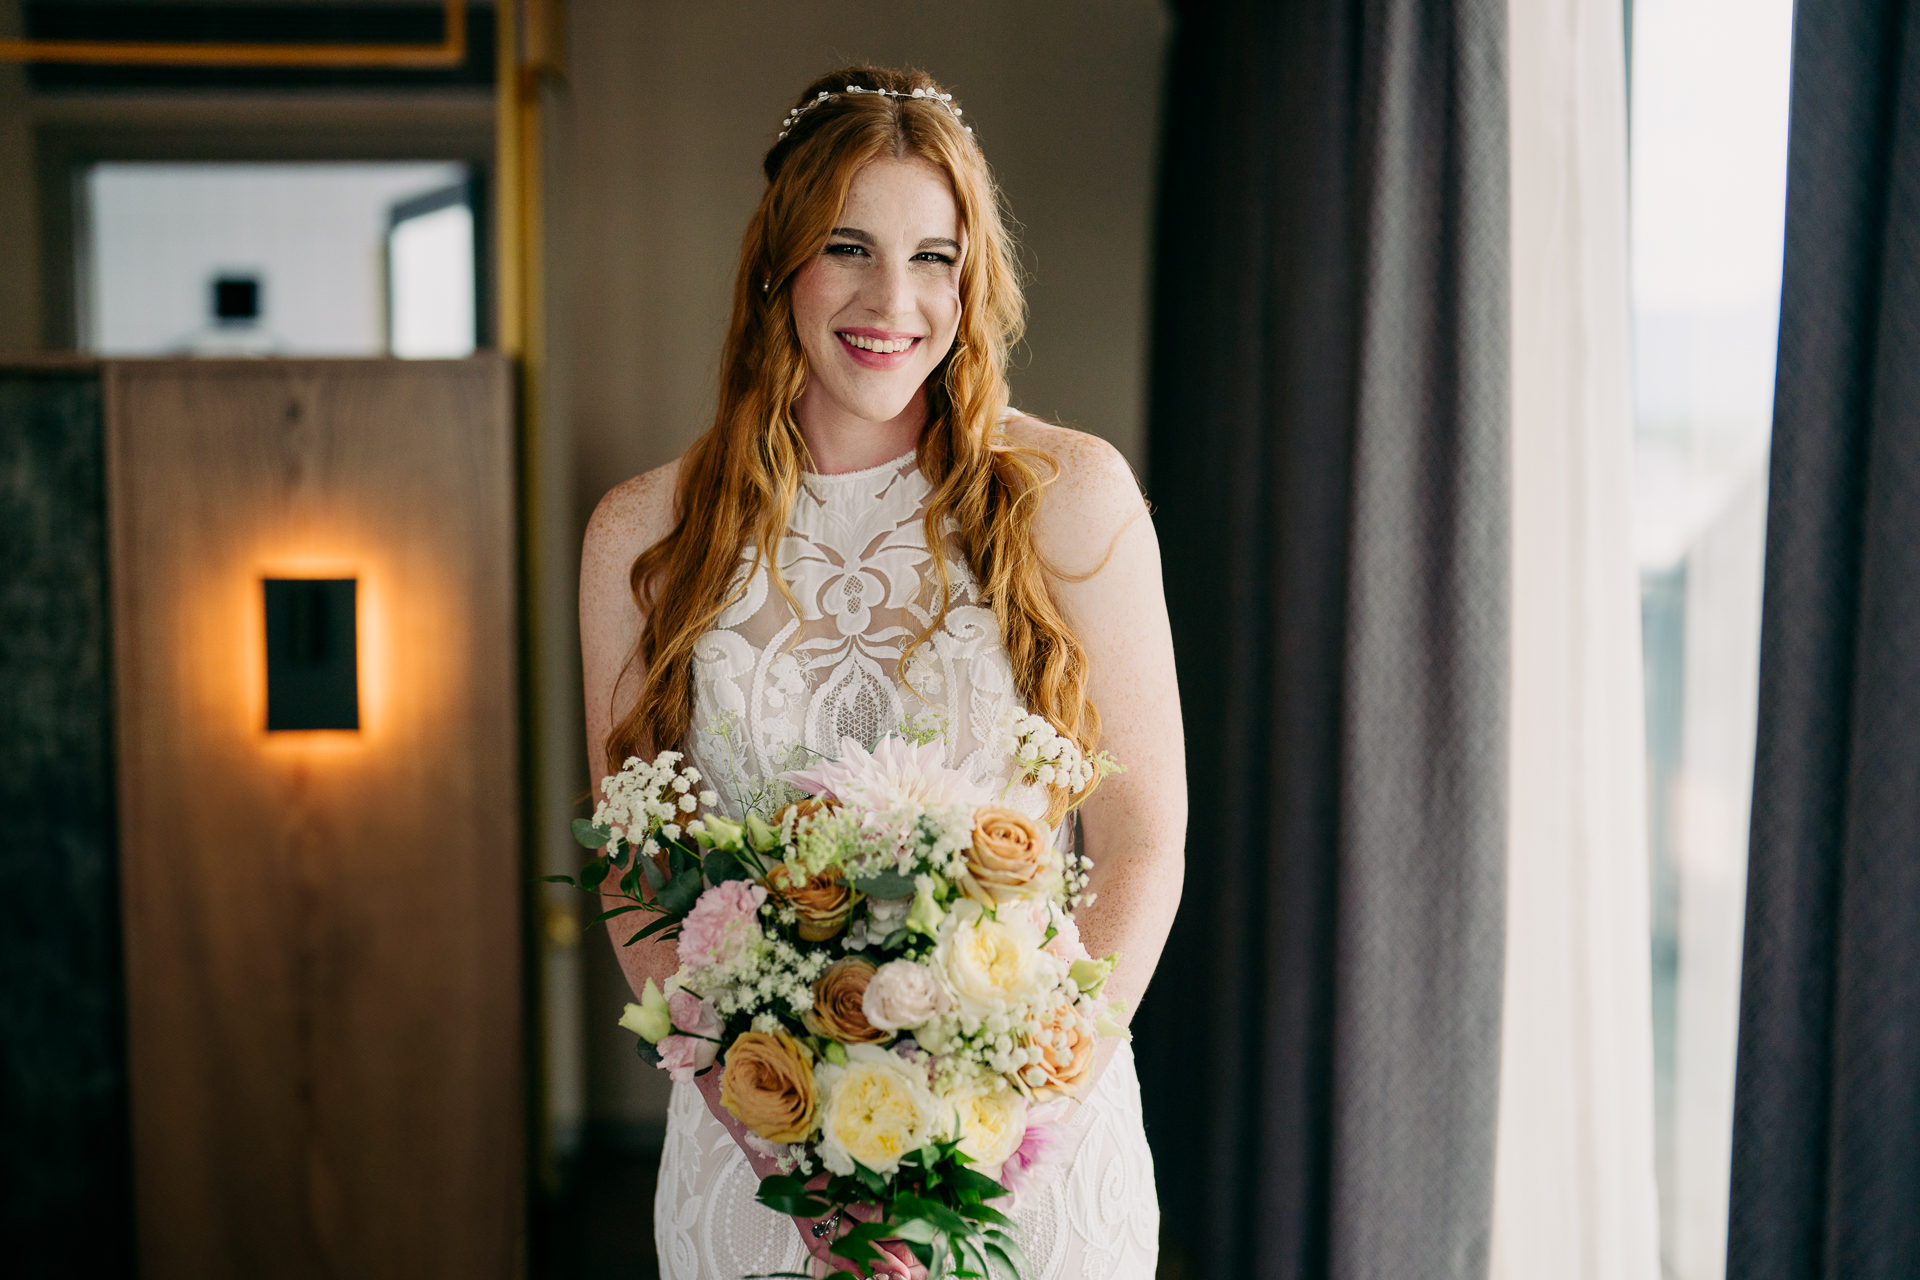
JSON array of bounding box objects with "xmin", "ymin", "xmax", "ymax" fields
[
  {"xmin": 1629, "ymin": 2, "xmax": 1793, "ymax": 1276},
  {"xmin": 82, "ymin": 161, "xmax": 475, "ymax": 358}
]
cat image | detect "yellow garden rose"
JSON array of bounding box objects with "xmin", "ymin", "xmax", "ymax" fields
[
  {"xmin": 815, "ymin": 1044, "xmax": 941, "ymax": 1177},
  {"xmin": 949, "ymin": 1079, "xmax": 1030, "ymax": 1175},
  {"xmin": 932, "ymin": 900, "xmax": 1048, "ymax": 1020}
]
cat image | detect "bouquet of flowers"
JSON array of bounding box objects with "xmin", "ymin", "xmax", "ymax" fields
[{"xmin": 558, "ymin": 712, "xmax": 1123, "ymax": 1279}]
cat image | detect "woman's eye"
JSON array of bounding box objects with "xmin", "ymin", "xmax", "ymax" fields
[
  {"xmin": 825, "ymin": 243, "xmax": 868, "ymax": 258},
  {"xmin": 914, "ymin": 252, "xmax": 956, "ymax": 265}
]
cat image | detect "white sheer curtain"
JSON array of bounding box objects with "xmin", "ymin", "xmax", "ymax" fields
[{"xmin": 1491, "ymin": 0, "xmax": 1663, "ymax": 1275}]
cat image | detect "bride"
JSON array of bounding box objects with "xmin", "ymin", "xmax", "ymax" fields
[{"xmin": 579, "ymin": 65, "xmax": 1184, "ymax": 1279}]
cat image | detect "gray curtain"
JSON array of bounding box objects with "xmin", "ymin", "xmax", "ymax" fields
[
  {"xmin": 1135, "ymin": 2, "xmax": 1509, "ymax": 1278},
  {"xmin": 1729, "ymin": 1, "xmax": 1920, "ymax": 1275}
]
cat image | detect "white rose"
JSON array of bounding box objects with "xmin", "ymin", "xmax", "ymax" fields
[
  {"xmin": 815, "ymin": 1044, "xmax": 941, "ymax": 1176},
  {"xmin": 863, "ymin": 958, "xmax": 951, "ymax": 1032},
  {"xmin": 947, "ymin": 1077, "xmax": 1030, "ymax": 1176},
  {"xmin": 932, "ymin": 900, "xmax": 1049, "ymax": 1020}
]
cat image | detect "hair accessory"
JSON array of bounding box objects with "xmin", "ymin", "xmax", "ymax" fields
[{"xmin": 778, "ymin": 84, "xmax": 971, "ymax": 141}]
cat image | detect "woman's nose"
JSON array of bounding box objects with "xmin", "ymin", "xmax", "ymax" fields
[{"xmin": 860, "ymin": 257, "xmax": 917, "ymax": 322}]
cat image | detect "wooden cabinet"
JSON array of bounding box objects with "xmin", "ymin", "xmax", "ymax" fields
[{"xmin": 105, "ymin": 358, "xmax": 523, "ymax": 1280}]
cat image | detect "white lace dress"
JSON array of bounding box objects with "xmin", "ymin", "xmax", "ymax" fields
[{"xmin": 653, "ymin": 449, "xmax": 1160, "ymax": 1279}]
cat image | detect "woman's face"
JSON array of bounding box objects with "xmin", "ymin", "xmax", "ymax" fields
[{"xmin": 789, "ymin": 156, "xmax": 964, "ymax": 429}]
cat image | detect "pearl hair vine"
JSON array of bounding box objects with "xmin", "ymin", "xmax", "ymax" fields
[{"xmin": 777, "ymin": 84, "xmax": 972, "ymax": 141}]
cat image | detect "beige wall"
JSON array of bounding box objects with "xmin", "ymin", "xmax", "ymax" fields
[{"xmin": 547, "ymin": 0, "xmax": 1171, "ymax": 1134}]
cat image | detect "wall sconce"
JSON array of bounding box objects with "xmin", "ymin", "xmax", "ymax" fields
[{"xmin": 263, "ymin": 577, "xmax": 358, "ymax": 731}]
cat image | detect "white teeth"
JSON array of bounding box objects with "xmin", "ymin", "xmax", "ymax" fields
[{"xmin": 841, "ymin": 333, "xmax": 914, "ymax": 354}]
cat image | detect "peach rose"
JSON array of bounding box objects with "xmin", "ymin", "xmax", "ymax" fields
[
  {"xmin": 1020, "ymin": 1000, "xmax": 1095, "ymax": 1101},
  {"xmin": 957, "ymin": 807, "xmax": 1061, "ymax": 906},
  {"xmin": 765, "ymin": 861, "xmax": 855, "ymax": 942},
  {"xmin": 719, "ymin": 1030, "xmax": 818, "ymax": 1142},
  {"xmin": 802, "ymin": 957, "xmax": 890, "ymax": 1044}
]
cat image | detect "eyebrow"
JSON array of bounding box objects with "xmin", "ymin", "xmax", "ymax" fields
[{"xmin": 828, "ymin": 227, "xmax": 962, "ymax": 254}]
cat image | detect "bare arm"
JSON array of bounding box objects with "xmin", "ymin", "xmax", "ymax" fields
[
  {"xmin": 580, "ymin": 462, "xmax": 912, "ymax": 1278},
  {"xmin": 579, "ymin": 460, "xmax": 683, "ymax": 998},
  {"xmin": 1009, "ymin": 418, "xmax": 1188, "ymax": 1071}
]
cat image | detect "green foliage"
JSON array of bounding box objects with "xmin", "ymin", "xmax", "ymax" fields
[
  {"xmin": 753, "ymin": 1142, "xmax": 1023, "ymax": 1279},
  {"xmin": 850, "ymin": 870, "xmax": 916, "ymax": 899},
  {"xmin": 703, "ymin": 847, "xmax": 750, "ymax": 884},
  {"xmin": 572, "ymin": 818, "xmax": 614, "ymax": 849}
]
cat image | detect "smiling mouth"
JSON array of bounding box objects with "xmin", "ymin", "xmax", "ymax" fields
[{"xmin": 838, "ymin": 332, "xmax": 919, "ymax": 354}]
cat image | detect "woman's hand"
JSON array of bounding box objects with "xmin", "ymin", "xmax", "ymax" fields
[{"xmin": 796, "ymin": 1195, "xmax": 926, "ymax": 1279}]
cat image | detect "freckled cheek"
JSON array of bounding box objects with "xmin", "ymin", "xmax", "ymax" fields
[{"xmin": 923, "ymin": 286, "xmax": 964, "ymax": 350}]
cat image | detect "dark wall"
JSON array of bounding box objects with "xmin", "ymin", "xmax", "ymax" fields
[{"xmin": 0, "ymin": 367, "xmax": 134, "ymax": 1275}]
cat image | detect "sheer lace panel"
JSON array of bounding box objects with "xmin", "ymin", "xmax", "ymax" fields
[{"xmin": 686, "ymin": 450, "xmax": 1042, "ymax": 819}]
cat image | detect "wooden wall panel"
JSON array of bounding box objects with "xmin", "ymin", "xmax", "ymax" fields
[{"xmin": 106, "ymin": 358, "xmax": 522, "ymax": 1280}]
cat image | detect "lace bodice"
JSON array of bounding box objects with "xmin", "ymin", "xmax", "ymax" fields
[{"xmin": 685, "ymin": 449, "xmax": 1039, "ymax": 817}]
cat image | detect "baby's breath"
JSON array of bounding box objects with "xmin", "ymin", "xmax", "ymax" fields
[{"xmin": 995, "ymin": 709, "xmax": 1123, "ymax": 807}]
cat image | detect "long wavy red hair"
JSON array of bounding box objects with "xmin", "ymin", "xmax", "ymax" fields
[{"xmin": 608, "ymin": 64, "xmax": 1099, "ymax": 820}]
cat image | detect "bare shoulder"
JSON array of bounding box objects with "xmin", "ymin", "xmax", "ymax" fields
[
  {"xmin": 1001, "ymin": 414, "xmax": 1147, "ymax": 574},
  {"xmin": 582, "ymin": 457, "xmax": 682, "ymax": 589}
]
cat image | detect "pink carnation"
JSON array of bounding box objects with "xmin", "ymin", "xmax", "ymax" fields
[
  {"xmin": 999, "ymin": 1101, "xmax": 1075, "ymax": 1208},
  {"xmin": 678, "ymin": 880, "xmax": 767, "ymax": 971},
  {"xmin": 657, "ymin": 1034, "xmax": 716, "ymax": 1084}
]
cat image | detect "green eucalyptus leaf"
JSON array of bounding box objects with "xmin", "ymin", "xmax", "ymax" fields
[
  {"xmin": 625, "ymin": 914, "xmax": 681, "ymax": 945},
  {"xmin": 893, "ymin": 1195, "xmax": 971, "ymax": 1236},
  {"xmin": 890, "ymin": 1218, "xmax": 941, "ymax": 1245},
  {"xmin": 969, "ymin": 1203, "xmax": 1015, "ymax": 1228},
  {"xmin": 538, "ymin": 874, "xmax": 575, "ymax": 885},
  {"xmin": 849, "ymin": 870, "xmax": 916, "ymax": 899},
  {"xmin": 986, "ymin": 1226, "xmax": 1030, "ymax": 1270},
  {"xmin": 853, "ymin": 1161, "xmax": 888, "ymax": 1197},
  {"xmin": 579, "ymin": 858, "xmax": 610, "ymax": 890},
  {"xmin": 572, "ymin": 818, "xmax": 613, "ymax": 849},
  {"xmin": 585, "ymin": 903, "xmax": 648, "ymax": 928},
  {"xmin": 752, "ymin": 1174, "xmax": 830, "ymax": 1218},
  {"xmin": 755, "ymin": 1173, "xmax": 810, "ymax": 1197},
  {"xmin": 942, "ymin": 1166, "xmax": 1011, "ymax": 1198},
  {"xmin": 639, "ymin": 856, "xmax": 666, "ymax": 891},
  {"xmin": 656, "ymin": 866, "xmax": 705, "ymax": 914},
  {"xmin": 703, "ymin": 848, "xmax": 750, "ymax": 885},
  {"xmin": 952, "ymin": 1236, "xmax": 990, "ymax": 1279},
  {"xmin": 826, "ymin": 1231, "xmax": 885, "ymax": 1270},
  {"xmin": 985, "ymin": 1240, "xmax": 1025, "ymax": 1278}
]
